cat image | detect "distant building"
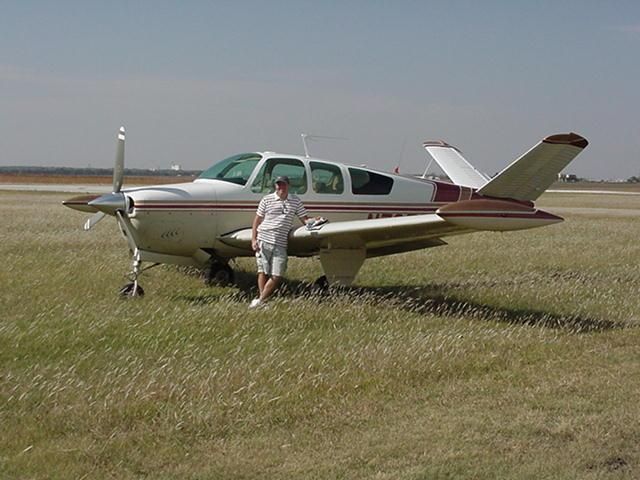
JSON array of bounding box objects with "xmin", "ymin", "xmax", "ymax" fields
[
  {"xmin": 170, "ymin": 163, "xmax": 182, "ymax": 171},
  {"xmin": 558, "ymin": 173, "xmax": 578, "ymax": 182}
]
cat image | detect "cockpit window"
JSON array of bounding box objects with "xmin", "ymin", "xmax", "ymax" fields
[
  {"xmin": 198, "ymin": 153, "xmax": 262, "ymax": 185},
  {"xmin": 251, "ymin": 158, "xmax": 308, "ymax": 194}
]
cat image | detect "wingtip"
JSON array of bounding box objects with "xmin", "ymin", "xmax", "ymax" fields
[
  {"xmin": 422, "ymin": 140, "xmax": 463, "ymax": 155},
  {"xmin": 543, "ymin": 133, "xmax": 588, "ymax": 149},
  {"xmin": 423, "ymin": 140, "xmax": 453, "ymax": 148}
]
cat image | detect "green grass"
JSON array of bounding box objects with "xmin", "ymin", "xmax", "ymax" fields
[{"xmin": 1, "ymin": 190, "xmax": 639, "ymax": 479}]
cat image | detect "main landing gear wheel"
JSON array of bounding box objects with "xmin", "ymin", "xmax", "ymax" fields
[
  {"xmin": 119, "ymin": 282, "xmax": 145, "ymax": 298},
  {"xmin": 205, "ymin": 262, "xmax": 235, "ymax": 286},
  {"xmin": 312, "ymin": 275, "xmax": 330, "ymax": 293}
]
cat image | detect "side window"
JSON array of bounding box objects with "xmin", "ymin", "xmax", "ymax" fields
[
  {"xmin": 349, "ymin": 168, "xmax": 394, "ymax": 195},
  {"xmin": 310, "ymin": 161, "xmax": 344, "ymax": 194},
  {"xmin": 251, "ymin": 158, "xmax": 308, "ymax": 194}
]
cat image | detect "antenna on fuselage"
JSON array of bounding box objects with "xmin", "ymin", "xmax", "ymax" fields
[
  {"xmin": 300, "ymin": 133, "xmax": 347, "ymax": 158},
  {"xmin": 393, "ymin": 137, "xmax": 407, "ymax": 174}
]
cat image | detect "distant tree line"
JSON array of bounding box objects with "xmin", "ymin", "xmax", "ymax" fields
[
  {"xmin": 0, "ymin": 166, "xmax": 203, "ymax": 177},
  {"xmin": 3, "ymin": 165, "xmax": 639, "ymax": 183}
]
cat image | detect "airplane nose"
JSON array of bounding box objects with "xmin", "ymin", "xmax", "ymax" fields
[
  {"xmin": 88, "ymin": 192, "xmax": 128, "ymax": 214},
  {"xmin": 62, "ymin": 194, "xmax": 101, "ymax": 213}
]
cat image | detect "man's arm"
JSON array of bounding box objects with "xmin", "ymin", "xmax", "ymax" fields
[
  {"xmin": 251, "ymin": 215, "xmax": 263, "ymax": 251},
  {"xmin": 295, "ymin": 198, "xmax": 314, "ymax": 225}
]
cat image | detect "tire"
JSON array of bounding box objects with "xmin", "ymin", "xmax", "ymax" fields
[
  {"xmin": 119, "ymin": 282, "xmax": 145, "ymax": 298},
  {"xmin": 312, "ymin": 275, "xmax": 329, "ymax": 292},
  {"xmin": 204, "ymin": 262, "xmax": 235, "ymax": 287}
]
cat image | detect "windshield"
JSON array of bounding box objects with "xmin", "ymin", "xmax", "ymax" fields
[{"xmin": 198, "ymin": 153, "xmax": 262, "ymax": 185}]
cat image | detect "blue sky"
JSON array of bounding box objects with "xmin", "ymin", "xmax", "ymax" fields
[{"xmin": 1, "ymin": 1, "xmax": 639, "ymax": 179}]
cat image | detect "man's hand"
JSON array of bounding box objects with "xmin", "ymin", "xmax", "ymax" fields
[
  {"xmin": 251, "ymin": 214, "xmax": 263, "ymax": 252},
  {"xmin": 305, "ymin": 216, "xmax": 328, "ymax": 230}
]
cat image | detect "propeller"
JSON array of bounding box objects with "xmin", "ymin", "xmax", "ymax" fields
[
  {"xmin": 84, "ymin": 212, "xmax": 105, "ymax": 231},
  {"xmin": 113, "ymin": 126, "xmax": 125, "ymax": 193},
  {"xmin": 82, "ymin": 126, "xmax": 126, "ymax": 231},
  {"xmin": 65, "ymin": 126, "xmax": 145, "ymax": 297}
]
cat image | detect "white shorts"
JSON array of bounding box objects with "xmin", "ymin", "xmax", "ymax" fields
[{"xmin": 256, "ymin": 241, "xmax": 288, "ymax": 277}]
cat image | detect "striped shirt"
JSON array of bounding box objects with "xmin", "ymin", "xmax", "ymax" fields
[{"xmin": 256, "ymin": 193, "xmax": 307, "ymax": 248}]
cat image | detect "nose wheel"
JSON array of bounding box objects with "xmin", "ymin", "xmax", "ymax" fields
[
  {"xmin": 118, "ymin": 249, "xmax": 160, "ymax": 298},
  {"xmin": 119, "ymin": 281, "xmax": 145, "ymax": 297},
  {"xmin": 119, "ymin": 249, "xmax": 144, "ymax": 298}
]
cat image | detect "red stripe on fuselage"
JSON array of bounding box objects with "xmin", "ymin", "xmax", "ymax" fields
[{"xmin": 134, "ymin": 202, "xmax": 442, "ymax": 213}]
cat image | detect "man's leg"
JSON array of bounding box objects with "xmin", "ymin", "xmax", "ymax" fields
[
  {"xmin": 257, "ymin": 272, "xmax": 268, "ymax": 296},
  {"xmin": 255, "ymin": 241, "xmax": 272, "ymax": 299},
  {"xmin": 259, "ymin": 276, "xmax": 281, "ymax": 302},
  {"xmin": 259, "ymin": 245, "xmax": 287, "ymax": 302}
]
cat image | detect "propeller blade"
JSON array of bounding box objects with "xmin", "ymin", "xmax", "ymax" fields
[
  {"xmin": 113, "ymin": 126, "xmax": 125, "ymax": 193},
  {"xmin": 83, "ymin": 211, "xmax": 106, "ymax": 231}
]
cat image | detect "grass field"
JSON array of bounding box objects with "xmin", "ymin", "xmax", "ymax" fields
[{"xmin": 1, "ymin": 189, "xmax": 639, "ymax": 479}]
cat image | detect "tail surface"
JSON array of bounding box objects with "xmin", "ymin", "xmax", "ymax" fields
[
  {"xmin": 477, "ymin": 133, "xmax": 588, "ymax": 201},
  {"xmin": 424, "ymin": 133, "xmax": 588, "ymax": 201},
  {"xmin": 423, "ymin": 140, "xmax": 489, "ymax": 189}
]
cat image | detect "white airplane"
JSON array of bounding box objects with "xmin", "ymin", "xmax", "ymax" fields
[{"xmin": 63, "ymin": 127, "xmax": 588, "ymax": 296}]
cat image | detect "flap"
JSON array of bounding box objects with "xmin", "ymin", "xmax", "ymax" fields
[{"xmin": 219, "ymin": 214, "xmax": 463, "ymax": 256}]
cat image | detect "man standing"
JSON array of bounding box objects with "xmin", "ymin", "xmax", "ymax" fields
[{"xmin": 250, "ymin": 176, "xmax": 311, "ymax": 308}]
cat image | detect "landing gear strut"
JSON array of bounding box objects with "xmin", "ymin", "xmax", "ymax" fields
[
  {"xmin": 204, "ymin": 261, "xmax": 235, "ymax": 286},
  {"xmin": 119, "ymin": 249, "xmax": 144, "ymax": 298}
]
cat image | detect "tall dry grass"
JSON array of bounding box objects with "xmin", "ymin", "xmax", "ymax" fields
[{"xmin": 1, "ymin": 190, "xmax": 639, "ymax": 479}]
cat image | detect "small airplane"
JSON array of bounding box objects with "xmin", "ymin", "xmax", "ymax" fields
[{"xmin": 63, "ymin": 127, "xmax": 588, "ymax": 296}]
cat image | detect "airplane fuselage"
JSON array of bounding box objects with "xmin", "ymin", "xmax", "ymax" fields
[
  {"xmin": 63, "ymin": 129, "xmax": 588, "ymax": 293},
  {"xmin": 121, "ymin": 155, "xmax": 473, "ymax": 260}
]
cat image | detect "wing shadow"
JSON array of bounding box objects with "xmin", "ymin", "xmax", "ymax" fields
[
  {"xmin": 173, "ymin": 267, "xmax": 621, "ymax": 333},
  {"xmin": 282, "ymin": 281, "xmax": 622, "ymax": 333}
]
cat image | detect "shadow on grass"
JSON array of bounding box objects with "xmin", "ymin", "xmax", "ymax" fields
[
  {"xmin": 360, "ymin": 284, "xmax": 622, "ymax": 333},
  {"xmin": 174, "ymin": 267, "xmax": 622, "ymax": 333},
  {"xmin": 171, "ymin": 269, "xmax": 258, "ymax": 305},
  {"xmin": 289, "ymin": 279, "xmax": 621, "ymax": 333}
]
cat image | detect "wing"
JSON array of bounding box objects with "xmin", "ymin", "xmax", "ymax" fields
[
  {"xmin": 477, "ymin": 133, "xmax": 588, "ymax": 201},
  {"xmin": 423, "ymin": 140, "xmax": 489, "ymax": 189},
  {"xmin": 219, "ymin": 214, "xmax": 468, "ymax": 258}
]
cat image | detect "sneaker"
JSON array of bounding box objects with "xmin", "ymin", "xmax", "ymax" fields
[{"xmin": 249, "ymin": 298, "xmax": 262, "ymax": 309}]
